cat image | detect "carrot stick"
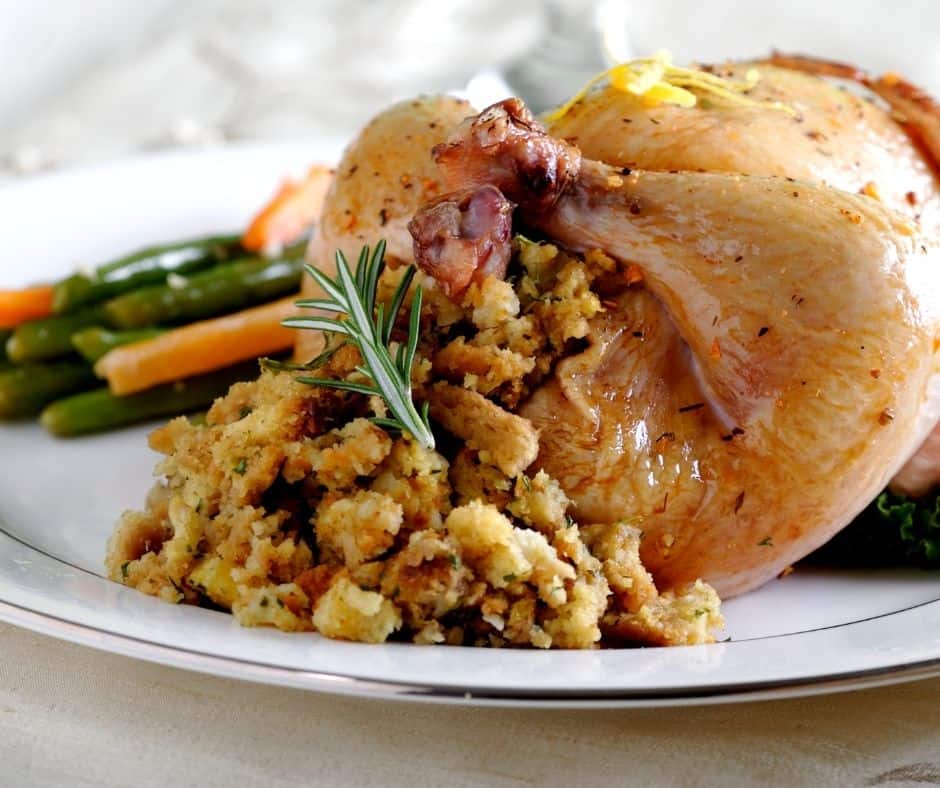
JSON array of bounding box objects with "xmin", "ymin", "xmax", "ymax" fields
[
  {"xmin": 0, "ymin": 285, "xmax": 55, "ymax": 328},
  {"xmin": 95, "ymin": 297, "xmax": 300, "ymax": 395},
  {"xmin": 242, "ymin": 165, "xmax": 334, "ymax": 253}
]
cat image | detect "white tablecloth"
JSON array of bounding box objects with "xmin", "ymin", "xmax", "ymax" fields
[{"xmin": 1, "ymin": 621, "xmax": 938, "ymax": 787}]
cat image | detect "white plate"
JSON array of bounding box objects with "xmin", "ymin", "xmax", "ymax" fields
[{"xmin": 1, "ymin": 144, "xmax": 938, "ymax": 708}]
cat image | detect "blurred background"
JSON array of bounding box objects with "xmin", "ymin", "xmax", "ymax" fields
[{"xmin": 1, "ymin": 0, "xmax": 938, "ymax": 180}]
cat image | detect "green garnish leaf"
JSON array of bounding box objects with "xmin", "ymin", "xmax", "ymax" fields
[
  {"xmin": 812, "ymin": 489, "xmax": 940, "ymax": 567},
  {"xmin": 287, "ymin": 241, "xmax": 435, "ymax": 449},
  {"xmin": 233, "ymin": 459, "xmax": 247, "ymax": 475},
  {"xmin": 260, "ymin": 341, "xmax": 346, "ymax": 374}
]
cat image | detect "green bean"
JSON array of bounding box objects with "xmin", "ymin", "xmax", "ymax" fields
[
  {"xmin": 70, "ymin": 326, "xmax": 165, "ymax": 364},
  {"xmin": 52, "ymin": 234, "xmax": 244, "ymax": 313},
  {"xmin": 0, "ymin": 329, "xmax": 11, "ymax": 366},
  {"xmin": 6, "ymin": 306, "xmax": 110, "ymax": 363},
  {"xmin": 103, "ymin": 247, "xmax": 305, "ymax": 330},
  {"xmin": 40, "ymin": 361, "xmax": 260, "ymax": 436},
  {"xmin": 0, "ymin": 360, "xmax": 97, "ymax": 419}
]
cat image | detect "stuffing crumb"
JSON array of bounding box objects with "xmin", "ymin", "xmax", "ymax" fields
[
  {"xmin": 427, "ymin": 383, "xmax": 539, "ymax": 477},
  {"xmin": 313, "ymin": 577, "xmax": 401, "ymax": 643},
  {"xmin": 316, "ymin": 490, "xmax": 403, "ymax": 568}
]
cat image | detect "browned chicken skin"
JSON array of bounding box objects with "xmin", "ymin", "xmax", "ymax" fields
[{"xmin": 302, "ymin": 58, "xmax": 940, "ymax": 597}]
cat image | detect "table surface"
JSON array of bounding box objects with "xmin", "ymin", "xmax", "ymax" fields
[{"xmin": 1, "ymin": 621, "xmax": 939, "ymax": 787}]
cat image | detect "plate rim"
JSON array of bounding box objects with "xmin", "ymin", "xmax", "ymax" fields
[
  {"xmin": 2, "ymin": 591, "xmax": 939, "ymax": 708},
  {"xmin": 2, "ymin": 144, "xmax": 939, "ymax": 709}
]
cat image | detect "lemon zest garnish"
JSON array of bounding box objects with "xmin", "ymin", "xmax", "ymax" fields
[{"xmin": 545, "ymin": 51, "xmax": 796, "ymax": 122}]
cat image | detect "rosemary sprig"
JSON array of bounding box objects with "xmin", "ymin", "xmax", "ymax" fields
[{"xmin": 282, "ymin": 241, "xmax": 435, "ymax": 449}]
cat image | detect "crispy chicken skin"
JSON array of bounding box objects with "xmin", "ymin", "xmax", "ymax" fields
[{"xmin": 420, "ymin": 98, "xmax": 940, "ymax": 596}]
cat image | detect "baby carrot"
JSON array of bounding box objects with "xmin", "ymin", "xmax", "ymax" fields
[
  {"xmin": 242, "ymin": 165, "xmax": 333, "ymax": 254},
  {"xmin": 0, "ymin": 285, "xmax": 55, "ymax": 328},
  {"xmin": 95, "ymin": 296, "xmax": 300, "ymax": 395}
]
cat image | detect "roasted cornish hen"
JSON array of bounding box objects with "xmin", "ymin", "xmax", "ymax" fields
[{"xmin": 299, "ymin": 57, "xmax": 940, "ymax": 597}]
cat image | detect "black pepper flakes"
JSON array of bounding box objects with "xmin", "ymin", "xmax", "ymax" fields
[
  {"xmin": 758, "ymin": 326, "xmax": 769, "ymax": 337},
  {"xmin": 734, "ymin": 491, "xmax": 746, "ymax": 514}
]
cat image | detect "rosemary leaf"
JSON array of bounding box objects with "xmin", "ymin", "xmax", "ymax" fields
[
  {"xmin": 261, "ymin": 341, "xmax": 344, "ymax": 373},
  {"xmin": 294, "ymin": 377, "xmax": 379, "ymax": 397},
  {"xmin": 281, "ymin": 316, "xmax": 350, "ymax": 334},
  {"xmin": 385, "ymin": 266, "xmax": 416, "ymax": 346}
]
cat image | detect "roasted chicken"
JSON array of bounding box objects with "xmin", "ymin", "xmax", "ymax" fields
[{"xmin": 299, "ymin": 57, "xmax": 940, "ymax": 597}]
